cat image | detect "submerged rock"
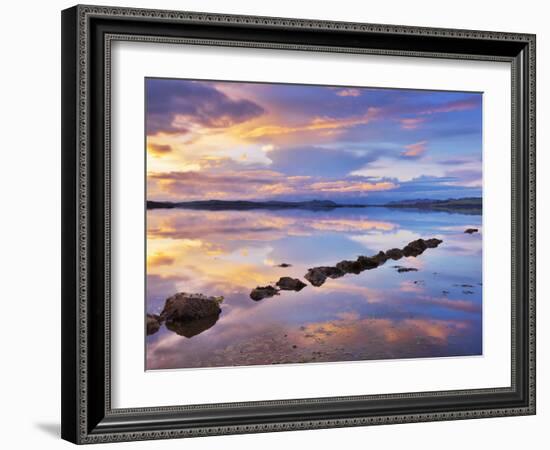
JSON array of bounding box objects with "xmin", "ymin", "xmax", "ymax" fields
[
  {"xmin": 146, "ymin": 313, "xmax": 161, "ymax": 336},
  {"xmin": 165, "ymin": 314, "xmax": 220, "ymax": 338},
  {"xmin": 160, "ymin": 292, "xmax": 223, "ymax": 323},
  {"xmin": 250, "ymin": 285, "xmax": 279, "ymax": 301},
  {"xmin": 385, "ymin": 248, "xmax": 404, "ymax": 260},
  {"xmin": 276, "ymin": 263, "xmax": 292, "ymax": 268},
  {"xmin": 304, "ymin": 266, "xmax": 344, "ymax": 287},
  {"xmin": 465, "ymin": 228, "xmax": 479, "ymax": 234},
  {"xmin": 276, "ymin": 277, "xmax": 307, "ymax": 291},
  {"xmin": 396, "ymin": 267, "xmax": 418, "ymax": 273}
]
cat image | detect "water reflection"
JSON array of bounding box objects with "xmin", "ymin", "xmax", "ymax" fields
[{"xmin": 146, "ymin": 207, "xmax": 482, "ymax": 370}]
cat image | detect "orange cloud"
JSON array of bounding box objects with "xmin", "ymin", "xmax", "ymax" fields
[
  {"xmin": 147, "ymin": 251, "xmax": 175, "ymax": 267},
  {"xmin": 148, "ymin": 169, "xmax": 398, "ymax": 201},
  {"xmin": 242, "ymin": 108, "xmax": 379, "ymax": 138},
  {"xmin": 402, "ymin": 140, "xmax": 428, "ymax": 157},
  {"xmin": 147, "ymin": 143, "xmax": 173, "ymax": 157}
]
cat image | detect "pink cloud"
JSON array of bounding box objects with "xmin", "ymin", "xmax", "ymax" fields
[
  {"xmin": 419, "ymin": 98, "xmax": 479, "ymax": 115},
  {"xmin": 402, "ymin": 140, "xmax": 428, "ymax": 158},
  {"xmin": 335, "ymin": 88, "xmax": 361, "ymax": 97},
  {"xmin": 148, "ymin": 169, "xmax": 397, "ymax": 201},
  {"xmin": 399, "ymin": 117, "xmax": 426, "ymax": 130}
]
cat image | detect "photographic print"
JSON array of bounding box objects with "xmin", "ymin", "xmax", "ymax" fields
[{"xmin": 145, "ymin": 78, "xmax": 483, "ymax": 370}]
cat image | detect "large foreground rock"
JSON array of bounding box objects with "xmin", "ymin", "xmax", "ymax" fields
[
  {"xmin": 165, "ymin": 315, "xmax": 220, "ymax": 338},
  {"xmin": 160, "ymin": 292, "xmax": 223, "ymax": 323},
  {"xmin": 250, "ymin": 285, "xmax": 279, "ymax": 301},
  {"xmin": 276, "ymin": 277, "xmax": 307, "ymax": 291}
]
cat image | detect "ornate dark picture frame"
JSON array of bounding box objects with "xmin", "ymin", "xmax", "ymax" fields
[{"xmin": 61, "ymin": 4, "xmax": 536, "ymax": 444}]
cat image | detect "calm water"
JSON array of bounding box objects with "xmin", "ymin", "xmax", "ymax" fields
[{"xmin": 146, "ymin": 207, "xmax": 482, "ymax": 370}]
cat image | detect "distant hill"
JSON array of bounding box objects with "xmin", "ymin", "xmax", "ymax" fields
[
  {"xmin": 147, "ymin": 197, "xmax": 483, "ymax": 213},
  {"xmin": 146, "ymin": 199, "xmax": 368, "ymax": 211},
  {"xmin": 383, "ymin": 197, "xmax": 482, "ymax": 213}
]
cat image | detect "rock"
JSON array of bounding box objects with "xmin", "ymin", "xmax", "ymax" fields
[
  {"xmin": 304, "ymin": 266, "xmax": 344, "ymax": 287},
  {"xmin": 160, "ymin": 292, "xmax": 223, "ymax": 323},
  {"xmin": 304, "ymin": 269, "xmax": 325, "ymax": 286},
  {"xmin": 292, "ymin": 237, "xmax": 442, "ymax": 288},
  {"xmin": 424, "ymin": 238, "xmax": 443, "ymax": 248},
  {"xmin": 385, "ymin": 248, "xmax": 404, "ymax": 260},
  {"xmin": 336, "ymin": 259, "xmax": 365, "ymax": 274},
  {"xmin": 372, "ymin": 251, "xmax": 388, "ymax": 265},
  {"xmin": 356, "ymin": 256, "xmax": 380, "ymax": 270},
  {"xmin": 276, "ymin": 277, "xmax": 307, "ymax": 291},
  {"xmin": 402, "ymin": 239, "xmax": 428, "ymax": 257},
  {"xmin": 277, "ymin": 263, "xmax": 292, "ymax": 268},
  {"xmin": 250, "ymin": 285, "xmax": 279, "ymax": 301},
  {"xmin": 462, "ymin": 290, "xmax": 474, "ymax": 295},
  {"xmin": 396, "ymin": 267, "xmax": 418, "ymax": 273},
  {"xmin": 165, "ymin": 314, "xmax": 219, "ymax": 338},
  {"xmin": 146, "ymin": 314, "xmax": 161, "ymax": 336},
  {"xmin": 465, "ymin": 228, "xmax": 479, "ymax": 234}
]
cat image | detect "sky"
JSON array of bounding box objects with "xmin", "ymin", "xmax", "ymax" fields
[{"xmin": 146, "ymin": 78, "xmax": 482, "ymax": 204}]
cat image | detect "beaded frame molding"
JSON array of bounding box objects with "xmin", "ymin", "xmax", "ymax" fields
[{"xmin": 61, "ymin": 4, "xmax": 536, "ymax": 444}]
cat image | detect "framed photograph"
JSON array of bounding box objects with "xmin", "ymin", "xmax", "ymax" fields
[{"xmin": 61, "ymin": 5, "xmax": 536, "ymax": 444}]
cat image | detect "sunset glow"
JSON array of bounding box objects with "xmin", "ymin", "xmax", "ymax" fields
[{"xmin": 146, "ymin": 79, "xmax": 482, "ymax": 204}]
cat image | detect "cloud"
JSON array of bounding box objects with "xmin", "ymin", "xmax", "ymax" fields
[
  {"xmin": 335, "ymin": 88, "xmax": 361, "ymax": 97},
  {"xmin": 443, "ymin": 169, "xmax": 482, "ymax": 188},
  {"xmin": 418, "ymin": 98, "xmax": 480, "ymax": 115},
  {"xmin": 266, "ymin": 146, "xmax": 382, "ymax": 178},
  {"xmin": 309, "ymin": 180, "xmax": 397, "ymax": 193},
  {"xmin": 399, "ymin": 117, "xmax": 426, "ymax": 130},
  {"xmin": 242, "ymin": 108, "xmax": 379, "ymax": 139},
  {"xmin": 146, "ymin": 79, "xmax": 265, "ymax": 136},
  {"xmin": 148, "ymin": 210, "xmax": 397, "ymax": 243},
  {"xmin": 148, "ymin": 169, "xmax": 397, "ymax": 201},
  {"xmin": 352, "ymin": 156, "xmax": 446, "ymax": 182},
  {"xmin": 438, "ymin": 158, "xmax": 475, "ymax": 165},
  {"xmin": 401, "ymin": 140, "xmax": 428, "ymax": 158},
  {"xmin": 147, "ymin": 143, "xmax": 172, "ymax": 157},
  {"xmin": 147, "ymin": 251, "xmax": 175, "ymax": 267}
]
